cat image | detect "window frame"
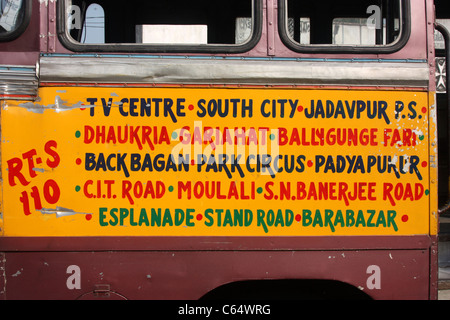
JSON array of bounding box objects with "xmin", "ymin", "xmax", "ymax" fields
[
  {"xmin": 278, "ymin": 0, "xmax": 411, "ymax": 54},
  {"xmin": 57, "ymin": 0, "xmax": 263, "ymax": 53},
  {"xmin": 0, "ymin": 0, "xmax": 31, "ymax": 42}
]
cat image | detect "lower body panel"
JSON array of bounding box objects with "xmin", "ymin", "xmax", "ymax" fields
[{"xmin": 0, "ymin": 236, "xmax": 437, "ymax": 300}]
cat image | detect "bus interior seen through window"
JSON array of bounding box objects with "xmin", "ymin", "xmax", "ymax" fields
[
  {"xmin": 286, "ymin": 0, "xmax": 402, "ymax": 46},
  {"xmin": 68, "ymin": 0, "xmax": 253, "ymax": 45},
  {"xmin": 0, "ymin": 0, "xmax": 25, "ymax": 34}
]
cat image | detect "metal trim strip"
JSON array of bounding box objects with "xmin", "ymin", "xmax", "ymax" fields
[
  {"xmin": 0, "ymin": 235, "xmax": 433, "ymax": 252},
  {"xmin": 40, "ymin": 53, "xmax": 428, "ymax": 63},
  {"xmin": 0, "ymin": 65, "xmax": 38, "ymax": 100},
  {"xmin": 38, "ymin": 56, "xmax": 429, "ymax": 88}
]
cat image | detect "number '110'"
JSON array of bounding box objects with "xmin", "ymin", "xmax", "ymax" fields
[{"xmin": 20, "ymin": 180, "xmax": 61, "ymax": 216}]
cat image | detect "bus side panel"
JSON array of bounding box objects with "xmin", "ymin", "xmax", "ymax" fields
[{"xmin": 1, "ymin": 248, "xmax": 430, "ymax": 300}]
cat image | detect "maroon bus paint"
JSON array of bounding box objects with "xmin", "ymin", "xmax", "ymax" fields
[
  {"xmin": 0, "ymin": 240, "xmax": 433, "ymax": 300},
  {"xmin": 0, "ymin": 235, "xmax": 438, "ymax": 300}
]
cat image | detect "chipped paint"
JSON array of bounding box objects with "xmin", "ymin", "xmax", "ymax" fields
[
  {"xmin": 389, "ymin": 155, "xmax": 398, "ymax": 166},
  {"xmin": 401, "ymin": 155, "xmax": 410, "ymax": 173},
  {"xmin": 11, "ymin": 269, "xmax": 23, "ymax": 277},
  {"xmin": 39, "ymin": 207, "xmax": 93, "ymax": 218},
  {"xmin": 18, "ymin": 96, "xmax": 87, "ymax": 113}
]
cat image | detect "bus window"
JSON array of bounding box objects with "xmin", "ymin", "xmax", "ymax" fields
[
  {"xmin": 60, "ymin": 0, "xmax": 260, "ymax": 52},
  {"xmin": 279, "ymin": 0, "xmax": 408, "ymax": 53},
  {"xmin": 0, "ymin": 0, "xmax": 29, "ymax": 41}
]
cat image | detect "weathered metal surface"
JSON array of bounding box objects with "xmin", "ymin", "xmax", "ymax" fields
[
  {"xmin": 38, "ymin": 56, "xmax": 430, "ymax": 89},
  {"xmin": 0, "ymin": 65, "xmax": 38, "ymax": 100},
  {"xmin": 0, "ymin": 248, "xmax": 431, "ymax": 300}
]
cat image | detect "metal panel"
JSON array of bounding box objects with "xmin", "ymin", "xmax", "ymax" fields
[
  {"xmin": 38, "ymin": 56, "xmax": 429, "ymax": 88},
  {"xmin": 1, "ymin": 249, "xmax": 430, "ymax": 300},
  {"xmin": 0, "ymin": 65, "xmax": 38, "ymax": 100}
]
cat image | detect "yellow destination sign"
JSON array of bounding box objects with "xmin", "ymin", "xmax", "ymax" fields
[{"xmin": 0, "ymin": 87, "xmax": 433, "ymax": 237}]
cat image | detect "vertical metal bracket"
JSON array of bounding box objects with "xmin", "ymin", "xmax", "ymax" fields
[
  {"xmin": 47, "ymin": 0, "xmax": 57, "ymax": 52},
  {"xmin": 39, "ymin": 0, "xmax": 48, "ymax": 51},
  {"xmin": 266, "ymin": 0, "xmax": 275, "ymax": 56}
]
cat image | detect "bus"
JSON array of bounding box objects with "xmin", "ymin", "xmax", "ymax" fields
[{"xmin": 0, "ymin": 0, "xmax": 446, "ymax": 300}]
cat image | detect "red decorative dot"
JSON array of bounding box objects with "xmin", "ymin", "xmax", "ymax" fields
[
  {"xmin": 189, "ymin": 105, "xmax": 194, "ymax": 111},
  {"xmin": 76, "ymin": 158, "xmax": 82, "ymax": 165},
  {"xmin": 85, "ymin": 214, "xmax": 92, "ymax": 221},
  {"xmin": 297, "ymin": 106, "xmax": 304, "ymax": 112},
  {"xmin": 422, "ymin": 107, "xmax": 427, "ymax": 114},
  {"xmin": 402, "ymin": 215, "xmax": 409, "ymax": 223},
  {"xmin": 307, "ymin": 160, "xmax": 313, "ymax": 167},
  {"xmin": 196, "ymin": 214, "xmax": 203, "ymax": 221},
  {"xmin": 191, "ymin": 159, "xmax": 195, "ymax": 165},
  {"xmin": 295, "ymin": 214, "xmax": 302, "ymax": 222},
  {"xmin": 421, "ymin": 161, "xmax": 428, "ymax": 168}
]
